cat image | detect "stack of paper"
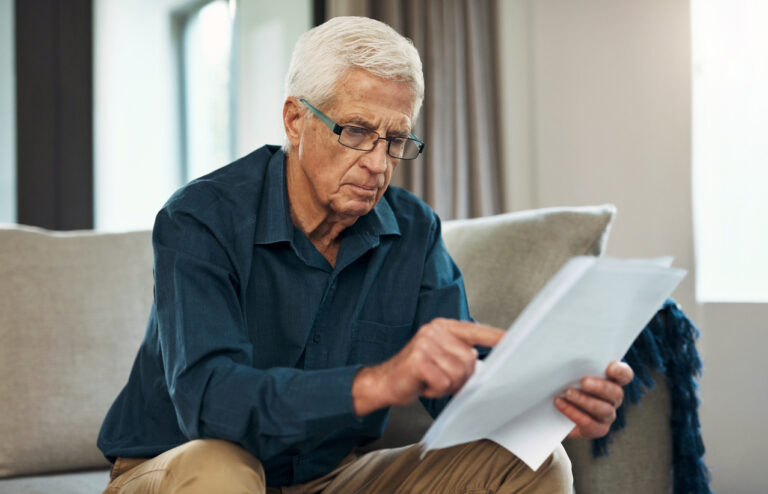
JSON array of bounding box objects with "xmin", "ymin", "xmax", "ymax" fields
[{"xmin": 420, "ymin": 256, "xmax": 686, "ymax": 470}]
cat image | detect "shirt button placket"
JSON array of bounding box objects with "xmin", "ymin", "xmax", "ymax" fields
[
  {"xmin": 307, "ymin": 275, "xmax": 338, "ymax": 369},
  {"xmin": 326, "ymin": 277, "xmax": 337, "ymax": 298}
]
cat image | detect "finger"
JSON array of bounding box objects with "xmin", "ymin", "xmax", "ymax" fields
[
  {"xmin": 420, "ymin": 323, "xmax": 480, "ymax": 364},
  {"xmin": 414, "ymin": 325, "xmax": 477, "ymax": 378},
  {"xmin": 423, "ymin": 338, "xmax": 475, "ymax": 393},
  {"xmin": 406, "ymin": 334, "xmax": 469, "ymax": 397},
  {"xmin": 563, "ymin": 388, "xmax": 616, "ymax": 423},
  {"xmin": 435, "ymin": 319, "xmax": 505, "ymax": 348},
  {"xmin": 419, "ymin": 354, "xmax": 461, "ymax": 398},
  {"xmin": 606, "ymin": 361, "xmax": 634, "ymax": 386},
  {"xmin": 581, "ymin": 377, "xmax": 625, "ymax": 409},
  {"xmin": 555, "ymin": 397, "xmax": 610, "ymax": 439}
]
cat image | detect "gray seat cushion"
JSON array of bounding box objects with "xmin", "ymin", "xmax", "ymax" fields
[{"xmin": 0, "ymin": 469, "xmax": 110, "ymax": 494}]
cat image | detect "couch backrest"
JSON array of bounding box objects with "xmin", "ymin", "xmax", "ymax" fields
[
  {"xmin": 442, "ymin": 204, "xmax": 616, "ymax": 329},
  {"xmin": 0, "ymin": 225, "xmax": 153, "ymax": 477},
  {"xmin": 0, "ymin": 204, "xmax": 617, "ymax": 477}
]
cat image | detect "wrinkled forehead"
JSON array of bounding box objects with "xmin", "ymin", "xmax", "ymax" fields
[{"xmin": 326, "ymin": 69, "xmax": 416, "ymax": 128}]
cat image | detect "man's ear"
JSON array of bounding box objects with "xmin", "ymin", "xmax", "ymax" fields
[{"xmin": 283, "ymin": 97, "xmax": 303, "ymax": 150}]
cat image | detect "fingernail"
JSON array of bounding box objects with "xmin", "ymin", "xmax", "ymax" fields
[{"xmin": 566, "ymin": 389, "xmax": 576, "ymax": 399}]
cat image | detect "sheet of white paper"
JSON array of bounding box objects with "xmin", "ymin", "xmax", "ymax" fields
[{"xmin": 420, "ymin": 256, "xmax": 686, "ymax": 470}]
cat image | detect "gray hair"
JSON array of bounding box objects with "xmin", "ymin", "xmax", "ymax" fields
[{"xmin": 283, "ymin": 17, "xmax": 424, "ymax": 150}]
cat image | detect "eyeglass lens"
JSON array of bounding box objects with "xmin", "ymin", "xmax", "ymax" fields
[{"xmin": 339, "ymin": 126, "xmax": 420, "ymax": 159}]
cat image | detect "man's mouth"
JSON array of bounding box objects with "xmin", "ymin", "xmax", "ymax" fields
[{"xmin": 348, "ymin": 184, "xmax": 379, "ymax": 194}]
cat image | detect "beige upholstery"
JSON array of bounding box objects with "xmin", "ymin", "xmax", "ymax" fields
[
  {"xmin": 442, "ymin": 204, "xmax": 616, "ymax": 330},
  {"xmin": 0, "ymin": 204, "xmax": 674, "ymax": 493},
  {"xmin": 0, "ymin": 225, "xmax": 153, "ymax": 478},
  {"xmin": 564, "ymin": 371, "xmax": 673, "ymax": 494}
]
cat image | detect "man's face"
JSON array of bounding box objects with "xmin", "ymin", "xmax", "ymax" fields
[{"xmin": 291, "ymin": 69, "xmax": 415, "ymax": 220}]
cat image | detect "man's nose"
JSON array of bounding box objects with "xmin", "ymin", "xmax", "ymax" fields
[{"xmin": 361, "ymin": 138, "xmax": 390, "ymax": 173}]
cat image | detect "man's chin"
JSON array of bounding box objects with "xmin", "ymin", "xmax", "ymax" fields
[{"xmin": 336, "ymin": 199, "xmax": 377, "ymax": 219}]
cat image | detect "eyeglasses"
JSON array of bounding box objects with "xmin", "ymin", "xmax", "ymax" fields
[{"xmin": 299, "ymin": 98, "xmax": 425, "ymax": 160}]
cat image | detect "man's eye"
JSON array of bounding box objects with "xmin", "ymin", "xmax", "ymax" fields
[{"xmin": 345, "ymin": 127, "xmax": 369, "ymax": 137}]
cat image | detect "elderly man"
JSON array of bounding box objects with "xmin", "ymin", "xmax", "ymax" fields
[{"xmin": 98, "ymin": 16, "xmax": 632, "ymax": 494}]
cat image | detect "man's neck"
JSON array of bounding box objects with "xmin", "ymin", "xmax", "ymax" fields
[{"xmin": 285, "ymin": 154, "xmax": 356, "ymax": 266}]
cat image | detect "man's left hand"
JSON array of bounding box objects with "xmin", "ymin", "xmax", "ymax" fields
[{"xmin": 555, "ymin": 361, "xmax": 634, "ymax": 439}]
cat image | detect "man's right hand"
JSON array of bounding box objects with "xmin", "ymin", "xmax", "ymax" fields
[{"xmin": 352, "ymin": 318, "xmax": 505, "ymax": 417}]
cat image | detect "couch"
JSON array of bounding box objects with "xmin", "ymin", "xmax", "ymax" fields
[{"xmin": 0, "ymin": 204, "xmax": 674, "ymax": 493}]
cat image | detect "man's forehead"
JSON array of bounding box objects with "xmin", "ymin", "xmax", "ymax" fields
[
  {"xmin": 330, "ymin": 69, "xmax": 415, "ymax": 126},
  {"xmin": 340, "ymin": 110, "xmax": 412, "ymax": 133}
]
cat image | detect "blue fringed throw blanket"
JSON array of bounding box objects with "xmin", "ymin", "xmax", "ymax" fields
[{"xmin": 592, "ymin": 299, "xmax": 712, "ymax": 494}]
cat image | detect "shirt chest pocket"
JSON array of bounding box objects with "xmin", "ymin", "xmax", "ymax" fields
[{"xmin": 348, "ymin": 320, "xmax": 414, "ymax": 366}]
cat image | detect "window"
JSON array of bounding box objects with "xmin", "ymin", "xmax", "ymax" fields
[
  {"xmin": 180, "ymin": 0, "xmax": 235, "ymax": 181},
  {"xmin": 94, "ymin": 0, "xmax": 189, "ymax": 232},
  {"xmin": 94, "ymin": 0, "xmax": 310, "ymax": 231},
  {"xmin": 692, "ymin": 0, "xmax": 768, "ymax": 302},
  {"xmin": 0, "ymin": 0, "xmax": 15, "ymax": 224}
]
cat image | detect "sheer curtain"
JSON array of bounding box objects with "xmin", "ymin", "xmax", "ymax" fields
[{"xmin": 325, "ymin": 0, "xmax": 504, "ymax": 220}]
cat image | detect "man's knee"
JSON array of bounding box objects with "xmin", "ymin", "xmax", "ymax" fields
[
  {"xmin": 536, "ymin": 443, "xmax": 573, "ymax": 492},
  {"xmin": 166, "ymin": 439, "xmax": 266, "ymax": 493},
  {"xmin": 469, "ymin": 440, "xmax": 572, "ymax": 493}
]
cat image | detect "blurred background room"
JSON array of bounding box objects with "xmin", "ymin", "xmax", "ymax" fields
[{"xmin": 1, "ymin": 0, "xmax": 766, "ymax": 492}]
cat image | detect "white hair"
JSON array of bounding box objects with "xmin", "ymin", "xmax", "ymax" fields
[{"xmin": 283, "ymin": 16, "xmax": 424, "ymax": 150}]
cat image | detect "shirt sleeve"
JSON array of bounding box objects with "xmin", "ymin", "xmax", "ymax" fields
[
  {"xmin": 411, "ymin": 214, "xmax": 483, "ymax": 419},
  {"xmin": 152, "ymin": 206, "xmax": 363, "ymax": 461}
]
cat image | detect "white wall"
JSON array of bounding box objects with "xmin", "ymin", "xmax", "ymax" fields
[
  {"xmin": 0, "ymin": 0, "xmax": 15, "ymax": 224},
  {"xmin": 94, "ymin": 0, "xmax": 189, "ymax": 231},
  {"xmin": 528, "ymin": 0, "xmax": 696, "ymax": 311},
  {"xmin": 233, "ymin": 0, "xmax": 311, "ymax": 155},
  {"xmin": 498, "ymin": 1, "xmax": 766, "ymax": 491},
  {"xmin": 697, "ymin": 303, "xmax": 768, "ymax": 493}
]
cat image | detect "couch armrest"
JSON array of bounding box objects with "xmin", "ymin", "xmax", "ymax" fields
[{"xmin": 564, "ymin": 372, "xmax": 673, "ymax": 493}]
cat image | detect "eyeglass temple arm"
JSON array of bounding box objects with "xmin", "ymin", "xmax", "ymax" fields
[
  {"xmin": 299, "ymin": 98, "xmax": 343, "ymax": 135},
  {"xmin": 409, "ymin": 133, "xmax": 425, "ymax": 152}
]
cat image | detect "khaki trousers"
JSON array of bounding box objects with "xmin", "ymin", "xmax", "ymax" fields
[{"xmin": 103, "ymin": 438, "xmax": 572, "ymax": 494}]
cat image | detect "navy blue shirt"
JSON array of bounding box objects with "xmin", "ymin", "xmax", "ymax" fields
[{"xmin": 97, "ymin": 145, "xmax": 472, "ymax": 486}]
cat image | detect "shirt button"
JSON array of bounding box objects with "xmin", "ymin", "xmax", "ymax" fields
[{"xmin": 313, "ymin": 334, "xmax": 321, "ymax": 343}]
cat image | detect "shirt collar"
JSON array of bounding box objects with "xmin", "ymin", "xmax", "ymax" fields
[
  {"xmin": 253, "ymin": 148, "xmax": 293, "ymax": 245},
  {"xmin": 253, "ymin": 148, "xmax": 401, "ymax": 245}
]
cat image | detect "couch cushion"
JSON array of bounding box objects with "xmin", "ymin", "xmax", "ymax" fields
[
  {"xmin": 441, "ymin": 204, "xmax": 616, "ymax": 329},
  {"xmin": 0, "ymin": 469, "xmax": 110, "ymax": 494},
  {"xmin": 361, "ymin": 204, "xmax": 617, "ymax": 451},
  {"xmin": 0, "ymin": 225, "xmax": 153, "ymax": 478}
]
